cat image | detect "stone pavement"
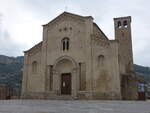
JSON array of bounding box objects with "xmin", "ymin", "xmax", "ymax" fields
[{"xmin": 0, "ymin": 100, "xmax": 150, "ymax": 113}]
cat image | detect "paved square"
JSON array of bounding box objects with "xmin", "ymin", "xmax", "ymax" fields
[{"xmin": 0, "ymin": 100, "xmax": 150, "ymax": 113}]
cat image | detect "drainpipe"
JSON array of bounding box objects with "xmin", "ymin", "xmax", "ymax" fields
[{"xmin": 90, "ymin": 35, "xmax": 94, "ymax": 98}]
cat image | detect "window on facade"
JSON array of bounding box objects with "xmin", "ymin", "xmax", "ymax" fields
[
  {"xmin": 117, "ymin": 21, "xmax": 122, "ymax": 28},
  {"xmin": 62, "ymin": 37, "xmax": 70, "ymax": 51},
  {"xmin": 32, "ymin": 61, "xmax": 37, "ymax": 74},
  {"xmin": 123, "ymin": 21, "xmax": 128, "ymax": 28},
  {"xmin": 49, "ymin": 65, "xmax": 53, "ymax": 91},
  {"xmin": 98, "ymin": 55, "xmax": 105, "ymax": 67}
]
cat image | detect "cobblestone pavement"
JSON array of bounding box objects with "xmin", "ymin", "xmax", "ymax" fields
[{"xmin": 0, "ymin": 100, "xmax": 150, "ymax": 113}]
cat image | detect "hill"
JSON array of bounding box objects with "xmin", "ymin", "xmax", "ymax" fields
[
  {"xmin": 0, "ymin": 55, "xmax": 23, "ymax": 91},
  {"xmin": 134, "ymin": 64, "xmax": 150, "ymax": 82}
]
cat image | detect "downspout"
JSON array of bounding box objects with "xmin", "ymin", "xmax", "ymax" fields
[
  {"xmin": 25, "ymin": 53, "xmax": 29, "ymax": 93},
  {"xmin": 90, "ymin": 35, "xmax": 94, "ymax": 98},
  {"xmin": 45, "ymin": 26, "xmax": 48, "ymax": 91}
]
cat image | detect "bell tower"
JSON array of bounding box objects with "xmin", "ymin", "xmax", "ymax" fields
[{"xmin": 114, "ymin": 16, "xmax": 133, "ymax": 74}]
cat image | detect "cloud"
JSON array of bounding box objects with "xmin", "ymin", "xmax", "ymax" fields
[
  {"xmin": 0, "ymin": 13, "xmax": 25, "ymax": 56},
  {"xmin": 0, "ymin": 29, "xmax": 24, "ymax": 56},
  {"xmin": 0, "ymin": 0, "xmax": 150, "ymax": 66}
]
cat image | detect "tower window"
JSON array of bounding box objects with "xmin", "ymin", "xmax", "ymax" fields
[
  {"xmin": 123, "ymin": 21, "xmax": 128, "ymax": 28},
  {"xmin": 62, "ymin": 37, "xmax": 70, "ymax": 51},
  {"xmin": 117, "ymin": 21, "xmax": 122, "ymax": 28}
]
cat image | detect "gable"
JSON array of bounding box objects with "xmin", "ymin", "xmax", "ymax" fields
[
  {"xmin": 43, "ymin": 12, "xmax": 93, "ymax": 29},
  {"xmin": 93, "ymin": 23, "xmax": 108, "ymax": 40},
  {"xmin": 24, "ymin": 41, "xmax": 42, "ymax": 55}
]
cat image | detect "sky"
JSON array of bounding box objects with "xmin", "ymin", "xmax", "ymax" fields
[{"xmin": 0, "ymin": 0, "xmax": 150, "ymax": 66}]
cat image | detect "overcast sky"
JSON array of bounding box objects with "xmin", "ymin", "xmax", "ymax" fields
[{"xmin": 0, "ymin": 0, "xmax": 150, "ymax": 66}]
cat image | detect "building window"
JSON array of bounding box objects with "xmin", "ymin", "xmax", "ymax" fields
[
  {"xmin": 62, "ymin": 37, "xmax": 70, "ymax": 51},
  {"xmin": 123, "ymin": 21, "xmax": 128, "ymax": 28},
  {"xmin": 49, "ymin": 65, "xmax": 53, "ymax": 91},
  {"xmin": 98, "ymin": 55, "xmax": 105, "ymax": 67},
  {"xmin": 32, "ymin": 61, "xmax": 37, "ymax": 74},
  {"xmin": 117, "ymin": 21, "xmax": 122, "ymax": 28}
]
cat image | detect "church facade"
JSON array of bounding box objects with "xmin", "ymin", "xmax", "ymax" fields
[{"xmin": 21, "ymin": 12, "xmax": 138, "ymax": 100}]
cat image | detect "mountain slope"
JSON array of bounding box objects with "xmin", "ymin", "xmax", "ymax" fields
[
  {"xmin": 0, "ymin": 55, "xmax": 23, "ymax": 90},
  {"xmin": 134, "ymin": 64, "xmax": 150, "ymax": 82},
  {"xmin": 0, "ymin": 55, "xmax": 149, "ymax": 91}
]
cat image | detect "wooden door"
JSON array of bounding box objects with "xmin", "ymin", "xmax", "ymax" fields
[{"xmin": 61, "ymin": 73, "xmax": 71, "ymax": 95}]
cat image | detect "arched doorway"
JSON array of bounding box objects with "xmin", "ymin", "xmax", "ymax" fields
[{"xmin": 53, "ymin": 56, "xmax": 78, "ymax": 96}]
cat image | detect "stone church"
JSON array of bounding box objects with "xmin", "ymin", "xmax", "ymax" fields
[{"xmin": 21, "ymin": 12, "xmax": 138, "ymax": 100}]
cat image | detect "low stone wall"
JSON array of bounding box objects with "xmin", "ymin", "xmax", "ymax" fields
[
  {"xmin": 77, "ymin": 91, "xmax": 121, "ymax": 100},
  {"xmin": 21, "ymin": 92, "xmax": 57, "ymax": 99}
]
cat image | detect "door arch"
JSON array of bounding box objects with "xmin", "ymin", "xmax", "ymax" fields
[{"xmin": 53, "ymin": 56, "xmax": 78, "ymax": 96}]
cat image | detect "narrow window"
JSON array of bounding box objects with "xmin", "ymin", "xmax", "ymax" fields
[
  {"xmin": 123, "ymin": 21, "xmax": 128, "ymax": 28},
  {"xmin": 98, "ymin": 55, "xmax": 104, "ymax": 67},
  {"xmin": 32, "ymin": 61, "xmax": 37, "ymax": 74},
  {"xmin": 66, "ymin": 40, "xmax": 69, "ymax": 50},
  {"xmin": 49, "ymin": 65, "xmax": 53, "ymax": 91},
  {"xmin": 63, "ymin": 41, "xmax": 65, "ymax": 51},
  {"xmin": 117, "ymin": 21, "xmax": 122, "ymax": 28},
  {"xmin": 62, "ymin": 37, "xmax": 70, "ymax": 51},
  {"xmin": 79, "ymin": 63, "xmax": 81, "ymax": 90}
]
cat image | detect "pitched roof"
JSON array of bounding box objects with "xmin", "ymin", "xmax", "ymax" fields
[
  {"xmin": 43, "ymin": 12, "xmax": 93, "ymax": 26},
  {"xmin": 24, "ymin": 41, "xmax": 43, "ymax": 53},
  {"xmin": 93, "ymin": 22, "xmax": 108, "ymax": 40}
]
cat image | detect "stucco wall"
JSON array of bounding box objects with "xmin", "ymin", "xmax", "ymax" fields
[
  {"xmin": 24, "ymin": 46, "xmax": 45, "ymax": 93},
  {"xmin": 22, "ymin": 12, "xmax": 135, "ymax": 100}
]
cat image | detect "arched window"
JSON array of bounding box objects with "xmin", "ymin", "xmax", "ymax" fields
[
  {"xmin": 32, "ymin": 61, "xmax": 37, "ymax": 74},
  {"xmin": 123, "ymin": 20, "xmax": 128, "ymax": 28},
  {"xmin": 98, "ymin": 55, "xmax": 105, "ymax": 67},
  {"xmin": 117, "ymin": 21, "xmax": 122, "ymax": 28},
  {"xmin": 62, "ymin": 37, "xmax": 70, "ymax": 51}
]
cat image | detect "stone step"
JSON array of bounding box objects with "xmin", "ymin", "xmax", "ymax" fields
[{"xmin": 46, "ymin": 95, "xmax": 75, "ymax": 100}]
